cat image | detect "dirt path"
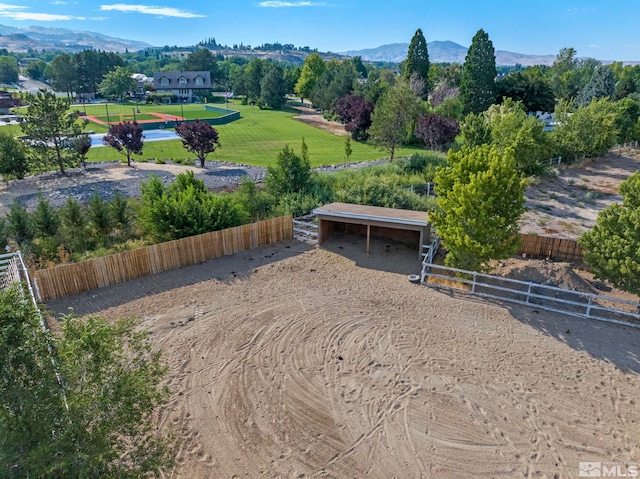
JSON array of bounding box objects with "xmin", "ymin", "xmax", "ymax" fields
[
  {"xmin": 49, "ymin": 238, "xmax": 640, "ymax": 478},
  {"xmin": 292, "ymin": 106, "xmax": 348, "ymax": 136}
]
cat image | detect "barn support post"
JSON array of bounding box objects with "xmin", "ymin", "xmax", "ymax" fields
[{"xmin": 366, "ymin": 225, "xmax": 371, "ymax": 254}]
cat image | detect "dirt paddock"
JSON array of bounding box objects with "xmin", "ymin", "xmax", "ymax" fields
[{"xmin": 48, "ymin": 238, "xmax": 640, "ymax": 478}]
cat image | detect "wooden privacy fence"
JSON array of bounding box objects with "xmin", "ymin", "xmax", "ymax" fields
[
  {"xmin": 517, "ymin": 234, "xmax": 583, "ymax": 263},
  {"xmin": 32, "ymin": 216, "xmax": 293, "ymax": 302}
]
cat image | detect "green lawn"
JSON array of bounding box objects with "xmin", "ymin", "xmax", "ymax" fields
[{"xmin": 86, "ymin": 100, "xmax": 423, "ymax": 167}]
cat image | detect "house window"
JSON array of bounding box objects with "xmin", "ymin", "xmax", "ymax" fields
[
  {"xmin": 195, "ymin": 76, "xmax": 203, "ymax": 86},
  {"xmin": 179, "ymin": 77, "xmax": 188, "ymax": 86},
  {"xmin": 160, "ymin": 77, "xmax": 169, "ymax": 87}
]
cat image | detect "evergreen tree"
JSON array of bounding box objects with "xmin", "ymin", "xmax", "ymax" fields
[
  {"xmin": 0, "ymin": 132, "xmax": 28, "ymax": 183},
  {"xmin": 579, "ymin": 172, "xmax": 640, "ymax": 295},
  {"xmin": 20, "ymin": 90, "xmax": 86, "ymax": 174},
  {"xmin": 460, "ymin": 29, "xmax": 497, "ymax": 114},
  {"xmin": 432, "ymin": 144, "xmax": 525, "ymax": 272},
  {"xmin": 404, "ymin": 28, "xmax": 430, "ymax": 98},
  {"xmin": 260, "ymin": 62, "xmax": 287, "ymax": 109},
  {"xmin": 33, "ymin": 194, "xmax": 59, "ymax": 238},
  {"xmin": 461, "ymin": 112, "xmax": 492, "ymax": 147},
  {"xmin": 576, "ymin": 65, "xmax": 616, "ymax": 106}
]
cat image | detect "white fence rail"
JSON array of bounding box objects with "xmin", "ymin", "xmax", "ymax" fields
[
  {"xmin": 293, "ymin": 215, "xmax": 318, "ymax": 245},
  {"xmin": 421, "ymin": 235, "xmax": 440, "ymax": 265},
  {"xmin": 421, "ymin": 263, "xmax": 640, "ymax": 329}
]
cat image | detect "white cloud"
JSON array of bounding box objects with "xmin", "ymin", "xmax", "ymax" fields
[
  {"xmin": 0, "ymin": 4, "xmax": 82, "ymax": 20},
  {"xmin": 588, "ymin": 44, "xmax": 600, "ymax": 49},
  {"xmin": 259, "ymin": 1, "xmax": 330, "ymax": 7},
  {"xmin": 99, "ymin": 4, "xmax": 205, "ymax": 18}
]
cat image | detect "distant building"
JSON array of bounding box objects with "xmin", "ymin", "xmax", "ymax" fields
[
  {"xmin": 152, "ymin": 71, "xmax": 211, "ymax": 103},
  {"xmin": 131, "ymin": 73, "xmax": 151, "ymax": 96}
]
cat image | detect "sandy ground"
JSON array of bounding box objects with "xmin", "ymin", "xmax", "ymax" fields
[
  {"xmin": 293, "ymin": 107, "xmax": 349, "ymax": 136},
  {"xmin": 47, "ymin": 236, "xmax": 640, "ymax": 478},
  {"xmin": 519, "ymin": 148, "xmax": 640, "ymax": 239}
]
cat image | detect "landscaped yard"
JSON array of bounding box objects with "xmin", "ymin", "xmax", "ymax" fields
[{"xmin": 83, "ymin": 100, "xmax": 422, "ymax": 167}]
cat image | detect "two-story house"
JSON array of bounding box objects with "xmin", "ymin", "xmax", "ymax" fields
[{"xmin": 152, "ymin": 71, "xmax": 211, "ymax": 103}]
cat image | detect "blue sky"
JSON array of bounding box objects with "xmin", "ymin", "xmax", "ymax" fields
[{"xmin": 1, "ymin": 1, "xmax": 638, "ymax": 60}]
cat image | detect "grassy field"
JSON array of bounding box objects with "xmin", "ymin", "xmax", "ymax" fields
[
  {"xmin": 82, "ymin": 103, "xmax": 226, "ymax": 129},
  {"xmin": 85, "ymin": 100, "xmax": 422, "ymax": 167}
]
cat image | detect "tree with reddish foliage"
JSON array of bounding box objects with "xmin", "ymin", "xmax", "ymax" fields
[
  {"xmin": 175, "ymin": 121, "xmax": 221, "ymax": 168},
  {"xmin": 415, "ymin": 114, "xmax": 461, "ymax": 151},
  {"xmin": 102, "ymin": 121, "xmax": 143, "ymax": 167},
  {"xmin": 335, "ymin": 94, "xmax": 374, "ymax": 141}
]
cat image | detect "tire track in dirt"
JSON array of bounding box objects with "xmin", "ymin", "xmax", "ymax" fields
[{"xmin": 84, "ymin": 242, "xmax": 640, "ymax": 478}]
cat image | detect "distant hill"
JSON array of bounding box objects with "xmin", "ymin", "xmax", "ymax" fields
[
  {"xmin": 0, "ymin": 24, "xmax": 153, "ymax": 53},
  {"xmin": 343, "ymin": 40, "xmax": 557, "ymax": 66}
]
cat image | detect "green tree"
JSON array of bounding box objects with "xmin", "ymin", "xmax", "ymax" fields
[
  {"xmin": 0, "ymin": 56, "xmax": 19, "ymax": 84},
  {"xmin": 310, "ymin": 60, "xmax": 356, "ymax": 112},
  {"xmin": 404, "ymin": 28, "xmax": 430, "ymax": 98},
  {"xmin": 244, "ymin": 58, "xmax": 264, "ymax": 102},
  {"xmin": 0, "ymin": 131, "xmax": 28, "ymax": 183},
  {"xmin": 485, "ymin": 99, "xmax": 553, "ymax": 175},
  {"xmin": 549, "ymin": 47, "xmax": 581, "ymax": 101},
  {"xmin": 87, "ymin": 190, "xmax": 114, "ymax": 241},
  {"xmin": 460, "ymin": 29, "xmax": 497, "ymax": 114},
  {"xmin": 344, "ymin": 135, "xmax": 352, "ymax": 162},
  {"xmin": 552, "ymin": 97, "xmax": 619, "ymax": 161},
  {"xmin": 368, "ymin": 84, "xmax": 422, "ymax": 160},
  {"xmin": 98, "ymin": 65, "xmax": 137, "ymax": 101},
  {"xmin": 32, "ymin": 194, "xmax": 59, "ymax": 238},
  {"xmin": 432, "ymin": 144, "xmax": 525, "ymax": 271},
  {"xmin": 614, "ymin": 97, "xmax": 640, "ymax": 142},
  {"xmin": 259, "ymin": 62, "xmax": 287, "ymax": 109},
  {"xmin": 25, "ymin": 59, "xmax": 47, "ymax": 81},
  {"xmin": 138, "ymin": 171, "xmax": 249, "ymax": 241},
  {"xmin": 579, "ymin": 172, "xmax": 640, "ymax": 295},
  {"xmin": 19, "ymin": 89, "xmax": 87, "ymax": 174},
  {"xmin": 6, "ymin": 201, "xmax": 33, "ymax": 246},
  {"xmin": 266, "ymin": 142, "xmax": 312, "ymax": 195},
  {"xmin": 461, "ymin": 112, "xmax": 492, "ymax": 147},
  {"xmin": 68, "ymin": 133, "xmax": 92, "ymax": 168},
  {"xmin": 182, "ymin": 47, "xmax": 220, "ymax": 85},
  {"xmin": 74, "ymin": 50, "xmax": 124, "ymax": 97},
  {"xmin": 294, "ymin": 53, "xmax": 326, "ymax": 104},
  {"xmin": 496, "ymin": 68, "xmax": 555, "ymax": 113},
  {"xmin": 576, "ymin": 65, "xmax": 615, "ymax": 106},
  {"xmin": 0, "ymin": 286, "xmax": 175, "ymax": 478},
  {"xmin": 44, "ymin": 54, "xmax": 76, "ymax": 96},
  {"xmin": 59, "ymin": 197, "xmax": 88, "ymax": 253},
  {"xmin": 352, "ymin": 56, "xmax": 368, "ymax": 79}
]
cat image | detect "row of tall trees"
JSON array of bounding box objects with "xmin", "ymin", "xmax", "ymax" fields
[{"xmin": 45, "ymin": 50, "xmax": 125, "ymax": 97}]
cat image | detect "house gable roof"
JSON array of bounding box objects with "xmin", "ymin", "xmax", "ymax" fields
[{"xmin": 153, "ymin": 71, "xmax": 211, "ymax": 89}]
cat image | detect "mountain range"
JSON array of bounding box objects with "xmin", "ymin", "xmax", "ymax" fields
[
  {"xmin": 0, "ymin": 24, "xmax": 152, "ymax": 53},
  {"xmin": 0, "ymin": 24, "xmax": 583, "ymax": 67},
  {"xmin": 342, "ymin": 40, "xmax": 557, "ymax": 66}
]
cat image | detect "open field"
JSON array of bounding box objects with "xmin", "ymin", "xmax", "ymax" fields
[
  {"xmin": 47, "ymin": 238, "xmax": 640, "ymax": 478},
  {"xmin": 83, "ymin": 100, "xmax": 421, "ymax": 167}
]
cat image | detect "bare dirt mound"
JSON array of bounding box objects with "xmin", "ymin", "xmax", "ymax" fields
[
  {"xmin": 51, "ymin": 239, "xmax": 640, "ymax": 478},
  {"xmin": 491, "ymin": 258, "xmax": 597, "ymax": 292}
]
